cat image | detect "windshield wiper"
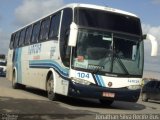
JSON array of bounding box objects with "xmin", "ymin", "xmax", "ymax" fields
[
  {"xmin": 113, "ymin": 53, "xmax": 130, "ymax": 75},
  {"xmin": 91, "ymin": 49, "xmax": 112, "ymax": 74},
  {"xmin": 90, "ymin": 50, "xmax": 130, "ymax": 76}
]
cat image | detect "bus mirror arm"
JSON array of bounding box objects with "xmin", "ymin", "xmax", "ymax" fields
[
  {"xmin": 68, "ymin": 22, "xmax": 78, "ymax": 47},
  {"xmin": 143, "ymin": 34, "xmax": 158, "ymax": 56}
]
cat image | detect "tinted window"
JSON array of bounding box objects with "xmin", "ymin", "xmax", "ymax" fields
[
  {"xmin": 10, "ymin": 34, "xmax": 15, "ymax": 49},
  {"xmin": 155, "ymin": 81, "xmax": 160, "ymax": 89},
  {"xmin": 0, "ymin": 62, "xmax": 6, "ymax": 66},
  {"xmin": 31, "ymin": 22, "xmax": 41, "ymax": 43},
  {"xmin": 25, "ymin": 26, "xmax": 32, "ymax": 45},
  {"xmin": 146, "ymin": 81, "xmax": 157, "ymax": 88},
  {"xmin": 39, "ymin": 17, "xmax": 50, "ymax": 41},
  {"xmin": 19, "ymin": 29, "xmax": 26, "ymax": 46},
  {"xmin": 60, "ymin": 8, "xmax": 72, "ymax": 67},
  {"xmin": 14, "ymin": 32, "xmax": 20, "ymax": 48},
  {"xmin": 49, "ymin": 12, "xmax": 61, "ymax": 40},
  {"xmin": 75, "ymin": 8, "xmax": 142, "ymax": 36},
  {"xmin": 0, "ymin": 54, "xmax": 5, "ymax": 59}
]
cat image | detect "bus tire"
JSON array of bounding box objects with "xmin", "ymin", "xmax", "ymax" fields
[
  {"xmin": 12, "ymin": 71, "xmax": 20, "ymax": 89},
  {"xmin": 19, "ymin": 84, "xmax": 26, "ymax": 89},
  {"xmin": 47, "ymin": 74, "xmax": 57, "ymax": 101},
  {"xmin": 99, "ymin": 99, "xmax": 114, "ymax": 106},
  {"xmin": 142, "ymin": 93, "xmax": 148, "ymax": 102}
]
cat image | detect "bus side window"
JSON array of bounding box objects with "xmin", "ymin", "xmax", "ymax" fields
[
  {"xmin": 31, "ymin": 21, "xmax": 41, "ymax": 43},
  {"xmin": 19, "ymin": 29, "xmax": 26, "ymax": 47},
  {"xmin": 39, "ymin": 17, "xmax": 50, "ymax": 41},
  {"xmin": 49, "ymin": 12, "xmax": 61, "ymax": 40},
  {"xmin": 13, "ymin": 32, "xmax": 20, "ymax": 48},
  {"xmin": 24, "ymin": 26, "xmax": 32, "ymax": 45},
  {"xmin": 10, "ymin": 34, "xmax": 15, "ymax": 49},
  {"xmin": 60, "ymin": 8, "xmax": 72, "ymax": 67}
]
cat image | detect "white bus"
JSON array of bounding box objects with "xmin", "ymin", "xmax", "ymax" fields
[{"xmin": 6, "ymin": 3, "xmax": 158, "ymax": 105}]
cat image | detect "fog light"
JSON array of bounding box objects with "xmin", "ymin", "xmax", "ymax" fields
[
  {"xmin": 127, "ymin": 85, "xmax": 141, "ymax": 90},
  {"xmin": 72, "ymin": 78, "xmax": 92, "ymax": 85}
]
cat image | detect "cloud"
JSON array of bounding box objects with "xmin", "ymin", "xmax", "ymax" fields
[
  {"xmin": 152, "ymin": 0, "xmax": 160, "ymax": 4},
  {"xmin": 142, "ymin": 24, "xmax": 160, "ymax": 40},
  {"xmin": 14, "ymin": 0, "xmax": 64, "ymax": 26},
  {"xmin": 0, "ymin": 28, "xmax": 10, "ymax": 54}
]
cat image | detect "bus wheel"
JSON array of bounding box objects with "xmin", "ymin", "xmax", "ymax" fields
[
  {"xmin": 142, "ymin": 93, "xmax": 148, "ymax": 102},
  {"xmin": 47, "ymin": 74, "xmax": 57, "ymax": 101},
  {"xmin": 12, "ymin": 72, "xmax": 20, "ymax": 89},
  {"xmin": 99, "ymin": 99, "xmax": 114, "ymax": 106}
]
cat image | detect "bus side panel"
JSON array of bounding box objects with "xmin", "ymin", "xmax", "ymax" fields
[
  {"xmin": 20, "ymin": 40, "xmax": 61, "ymax": 90},
  {"xmin": 20, "ymin": 45, "xmax": 41, "ymax": 89},
  {"xmin": 6, "ymin": 49, "xmax": 14, "ymax": 81},
  {"xmin": 14, "ymin": 48, "xmax": 23, "ymax": 84},
  {"xmin": 21, "ymin": 46, "xmax": 31, "ymax": 86},
  {"xmin": 49, "ymin": 68, "xmax": 69, "ymax": 96}
]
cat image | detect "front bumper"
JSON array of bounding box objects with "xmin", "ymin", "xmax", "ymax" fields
[{"xmin": 68, "ymin": 82, "xmax": 140, "ymax": 102}]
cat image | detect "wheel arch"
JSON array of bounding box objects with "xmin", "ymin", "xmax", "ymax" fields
[
  {"xmin": 45, "ymin": 68, "xmax": 56, "ymax": 90},
  {"xmin": 12, "ymin": 67, "xmax": 17, "ymax": 82}
]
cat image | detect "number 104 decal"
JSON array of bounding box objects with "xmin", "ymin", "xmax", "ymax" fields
[{"xmin": 76, "ymin": 71, "xmax": 90, "ymax": 79}]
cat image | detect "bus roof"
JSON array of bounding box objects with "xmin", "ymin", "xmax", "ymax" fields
[
  {"xmin": 68, "ymin": 3, "xmax": 138, "ymax": 17},
  {"xmin": 12, "ymin": 3, "xmax": 138, "ymax": 34}
]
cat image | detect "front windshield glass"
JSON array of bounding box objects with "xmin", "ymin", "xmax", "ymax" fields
[
  {"xmin": 75, "ymin": 8, "xmax": 142, "ymax": 36},
  {"xmin": 72, "ymin": 29, "xmax": 144, "ymax": 77}
]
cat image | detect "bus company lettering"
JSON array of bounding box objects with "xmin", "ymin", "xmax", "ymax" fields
[
  {"xmin": 88, "ymin": 64, "xmax": 104, "ymax": 70},
  {"xmin": 50, "ymin": 47, "xmax": 56, "ymax": 59},
  {"xmin": 28, "ymin": 44, "xmax": 42, "ymax": 55}
]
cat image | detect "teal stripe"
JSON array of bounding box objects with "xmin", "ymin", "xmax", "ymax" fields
[
  {"xmin": 98, "ymin": 75, "xmax": 106, "ymax": 87},
  {"xmin": 95, "ymin": 75, "xmax": 105, "ymax": 87},
  {"xmin": 29, "ymin": 60, "xmax": 69, "ymax": 77},
  {"xmin": 95, "ymin": 75, "xmax": 101, "ymax": 86},
  {"xmin": 15, "ymin": 48, "xmax": 22, "ymax": 83}
]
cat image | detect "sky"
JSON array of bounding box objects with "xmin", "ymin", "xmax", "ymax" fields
[{"xmin": 0, "ymin": 0, "xmax": 160, "ymax": 78}]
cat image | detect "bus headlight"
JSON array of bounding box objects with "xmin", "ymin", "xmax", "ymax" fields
[
  {"xmin": 127, "ymin": 85, "xmax": 141, "ymax": 90},
  {"xmin": 72, "ymin": 78, "xmax": 92, "ymax": 85}
]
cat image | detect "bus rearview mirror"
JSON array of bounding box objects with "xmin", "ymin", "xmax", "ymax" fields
[
  {"xmin": 68, "ymin": 22, "xmax": 78, "ymax": 47},
  {"xmin": 143, "ymin": 34, "xmax": 158, "ymax": 56}
]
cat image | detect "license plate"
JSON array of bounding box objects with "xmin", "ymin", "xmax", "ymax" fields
[{"xmin": 102, "ymin": 92, "xmax": 115, "ymax": 98}]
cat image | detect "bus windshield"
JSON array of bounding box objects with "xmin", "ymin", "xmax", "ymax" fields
[
  {"xmin": 75, "ymin": 8, "xmax": 142, "ymax": 36},
  {"xmin": 0, "ymin": 61, "xmax": 6, "ymax": 66},
  {"xmin": 72, "ymin": 28, "xmax": 144, "ymax": 77}
]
